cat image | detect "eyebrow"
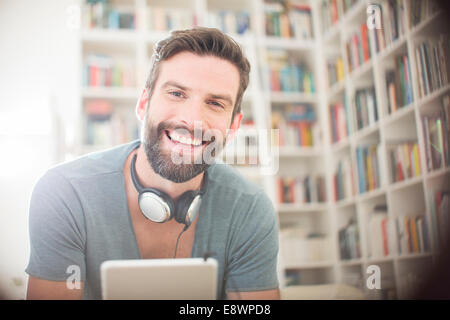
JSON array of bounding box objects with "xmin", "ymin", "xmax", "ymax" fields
[{"xmin": 161, "ymin": 80, "xmax": 234, "ymax": 107}]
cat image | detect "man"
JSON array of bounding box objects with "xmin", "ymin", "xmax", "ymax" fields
[{"xmin": 26, "ymin": 27, "xmax": 280, "ymax": 300}]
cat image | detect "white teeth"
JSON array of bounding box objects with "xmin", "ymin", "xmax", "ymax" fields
[{"xmin": 168, "ymin": 131, "xmax": 202, "ymax": 146}]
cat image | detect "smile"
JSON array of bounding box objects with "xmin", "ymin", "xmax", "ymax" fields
[{"xmin": 165, "ymin": 130, "xmax": 205, "ymax": 147}]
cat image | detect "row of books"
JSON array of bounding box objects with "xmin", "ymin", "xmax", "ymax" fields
[
  {"xmin": 277, "ymin": 175, "xmax": 327, "ymax": 204},
  {"xmin": 147, "ymin": 7, "xmax": 196, "ymax": 32},
  {"xmin": 84, "ymin": 0, "xmax": 135, "ymax": 30},
  {"xmin": 205, "ymin": 11, "xmax": 251, "ymax": 35},
  {"xmin": 84, "ymin": 100, "xmax": 139, "ymax": 146},
  {"xmin": 83, "ymin": 54, "xmax": 135, "ymax": 87},
  {"xmin": 271, "ymin": 105, "xmax": 319, "ymax": 147},
  {"xmin": 320, "ymin": 0, "xmax": 358, "ymax": 33},
  {"xmin": 267, "ymin": 50, "xmax": 315, "ymax": 93},
  {"xmin": 409, "ymin": 0, "xmax": 440, "ymax": 28},
  {"xmin": 356, "ymin": 144, "xmax": 383, "ymax": 193},
  {"xmin": 345, "ymin": 23, "xmax": 371, "ymax": 74},
  {"xmin": 387, "ymin": 141, "xmax": 421, "ymax": 183},
  {"xmin": 428, "ymin": 187, "xmax": 450, "ymax": 251},
  {"xmin": 338, "ymin": 217, "xmax": 361, "ymax": 260},
  {"xmin": 414, "ymin": 36, "xmax": 450, "ymax": 99},
  {"xmin": 329, "ymin": 99, "xmax": 351, "ymax": 143},
  {"xmin": 397, "ymin": 214, "xmax": 431, "ymax": 255},
  {"xmin": 368, "ymin": 204, "xmax": 397, "ymax": 258},
  {"xmin": 327, "ymin": 56, "xmax": 345, "ymax": 87},
  {"xmin": 333, "ymin": 156, "xmax": 356, "ymax": 202},
  {"xmin": 264, "ymin": 2, "xmax": 313, "ymax": 39},
  {"xmin": 354, "ymin": 87, "xmax": 378, "ymax": 130},
  {"xmin": 371, "ymin": 0, "xmax": 406, "ymax": 54},
  {"xmin": 421, "ymin": 95, "xmax": 450, "ymax": 171},
  {"xmin": 385, "ymin": 53, "xmax": 413, "ymax": 114}
]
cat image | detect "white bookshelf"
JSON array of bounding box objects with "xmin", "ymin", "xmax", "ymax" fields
[{"xmin": 71, "ymin": 0, "xmax": 449, "ymax": 299}]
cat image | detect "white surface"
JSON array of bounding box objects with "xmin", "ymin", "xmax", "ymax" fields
[{"xmin": 101, "ymin": 258, "xmax": 218, "ymax": 300}]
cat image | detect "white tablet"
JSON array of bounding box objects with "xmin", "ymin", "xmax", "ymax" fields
[{"xmin": 100, "ymin": 258, "xmax": 218, "ymax": 300}]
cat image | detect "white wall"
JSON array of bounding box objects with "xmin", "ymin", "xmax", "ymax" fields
[{"xmin": 0, "ymin": 0, "xmax": 80, "ymax": 299}]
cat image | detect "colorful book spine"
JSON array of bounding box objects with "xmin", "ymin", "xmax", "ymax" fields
[
  {"xmin": 387, "ymin": 141, "xmax": 421, "ymax": 183},
  {"xmin": 354, "ymin": 88, "xmax": 378, "ymax": 130},
  {"xmin": 414, "ymin": 36, "xmax": 449, "ymax": 99},
  {"xmin": 356, "ymin": 144, "xmax": 381, "ymax": 194},
  {"xmin": 385, "ymin": 53, "xmax": 414, "ymax": 114},
  {"xmin": 278, "ymin": 175, "xmax": 326, "ymax": 204},
  {"xmin": 327, "ymin": 56, "xmax": 345, "ymax": 87},
  {"xmin": 84, "ymin": 54, "xmax": 134, "ymax": 88},
  {"xmin": 267, "ymin": 50, "xmax": 315, "ymax": 93},
  {"xmin": 345, "ymin": 23, "xmax": 371, "ymax": 73}
]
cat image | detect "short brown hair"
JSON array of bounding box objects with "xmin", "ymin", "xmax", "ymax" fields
[{"xmin": 145, "ymin": 27, "xmax": 251, "ymax": 120}]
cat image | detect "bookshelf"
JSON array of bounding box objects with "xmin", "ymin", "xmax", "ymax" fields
[{"xmin": 71, "ymin": 0, "xmax": 449, "ymax": 299}]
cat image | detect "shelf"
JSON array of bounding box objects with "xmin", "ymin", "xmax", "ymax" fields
[
  {"xmin": 416, "ymin": 84, "xmax": 450, "ymax": 110},
  {"xmin": 278, "ymin": 146, "xmax": 323, "ymax": 158},
  {"xmin": 382, "ymin": 103, "xmax": 415, "ymax": 127},
  {"xmin": 269, "ymin": 92, "xmax": 317, "ymax": 104},
  {"xmin": 261, "ymin": 36, "xmax": 315, "ymax": 50},
  {"xmin": 353, "ymin": 122, "xmax": 380, "ymax": 142},
  {"xmin": 277, "ymin": 202, "xmax": 328, "ymax": 213},
  {"xmin": 409, "ymin": 10, "xmax": 444, "ymax": 37},
  {"xmin": 377, "ymin": 36, "xmax": 408, "ymax": 62},
  {"xmin": 366, "ymin": 255, "xmax": 395, "ymax": 264},
  {"xmin": 82, "ymin": 87, "xmax": 140, "ymax": 100},
  {"xmin": 81, "ymin": 28, "xmax": 138, "ymax": 43},
  {"xmin": 284, "ymin": 260, "xmax": 334, "ymax": 270},
  {"xmin": 425, "ymin": 166, "xmax": 450, "ymax": 180},
  {"xmin": 331, "ymin": 137, "xmax": 351, "ymax": 153},
  {"xmin": 396, "ymin": 252, "xmax": 434, "ymax": 261},
  {"xmin": 349, "ymin": 60, "xmax": 373, "ymax": 82},
  {"xmin": 388, "ymin": 175, "xmax": 423, "ymax": 193},
  {"xmin": 327, "ymin": 80, "xmax": 346, "ymax": 100},
  {"xmin": 334, "ymin": 196, "xmax": 357, "ymax": 209},
  {"xmin": 339, "ymin": 258, "xmax": 363, "ymax": 267},
  {"xmin": 357, "ymin": 187, "xmax": 386, "ymax": 203},
  {"xmin": 340, "ymin": 0, "xmax": 368, "ymax": 26}
]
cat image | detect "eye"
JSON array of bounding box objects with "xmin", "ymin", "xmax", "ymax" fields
[
  {"xmin": 168, "ymin": 90, "xmax": 184, "ymax": 98},
  {"xmin": 208, "ymin": 100, "xmax": 224, "ymax": 109}
]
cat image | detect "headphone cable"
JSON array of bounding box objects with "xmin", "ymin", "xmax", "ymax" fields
[{"xmin": 173, "ymin": 225, "xmax": 188, "ymax": 259}]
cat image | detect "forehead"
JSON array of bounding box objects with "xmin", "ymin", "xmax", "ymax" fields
[{"xmin": 155, "ymin": 51, "xmax": 240, "ymax": 99}]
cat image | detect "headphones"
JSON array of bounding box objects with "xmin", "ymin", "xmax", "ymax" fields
[{"xmin": 130, "ymin": 153, "xmax": 208, "ymax": 230}]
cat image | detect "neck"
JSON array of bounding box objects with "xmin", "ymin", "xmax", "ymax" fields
[{"xmin": 130, "ymin": 145, "xmax": 204, "ymax": 200}]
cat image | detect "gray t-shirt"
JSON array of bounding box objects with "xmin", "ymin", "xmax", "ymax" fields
[{"xmin": 26, "ymin": 140, "xmax": 279, "ymax": 299}]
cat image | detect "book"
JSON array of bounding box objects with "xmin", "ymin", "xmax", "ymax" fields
[
  {"xmin": 267, "ymin": 49, "xmax": 315, "ymax": 93},
  {"xmin": 414, "ymin": 36, "xmax": 450, "ymax": 99},
  {"xmin": 386, "ymin": 141, "xmax": 421, "ymax": 183},
  {"xmin": 271, "ymin": 105, "xmax": 317, "ymax": 147},
  {"xmin": 334, "ymin": 156, "xmax": 356, "ymax": 201},
  {"xmin": 356, "ymin": 144, "xmax": 381, "ymax": 194},
  {"xmin": 354, "ymin": 88, "xmax": 378, "ymax": 130},
  {"xmin": 345, "ymin": 23, "xmax": 371, "ymax": 73},
  {"xmin": 278, "ymin": 175, "xmax": 326, "ymax": 204},
  {"xmin": 385, "ymin": 53, "xmax": 413, "ymax": 114}
]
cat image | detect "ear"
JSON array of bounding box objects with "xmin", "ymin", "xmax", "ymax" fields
[
  {"xmin": 226, "ymin": 112, "xmax": 243, "ymax": 144},
  {"xmin": 136, "ymin": 88, "xmax": 150, "ymax": 121}
]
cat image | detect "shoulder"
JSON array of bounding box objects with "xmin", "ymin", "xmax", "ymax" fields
[
  {"xmin": 48, "ymin": 140, "xmax": 140, "ymax": 181},
  {"xmin": 35, "ymin": 140, "xmax": 139, "ymax": 190},
  {"xmin": 205, "ymin": 162, "xmax": 276, "ymax": 224}
]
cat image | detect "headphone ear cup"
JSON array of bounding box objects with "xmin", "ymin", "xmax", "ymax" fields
[
  {"xmin": 174, "ymin": 191, "xmax": 198, "ymax": 226},
  {"xmin": 138, "ymin": 189, "xmax": 175, "ymax": 222}
]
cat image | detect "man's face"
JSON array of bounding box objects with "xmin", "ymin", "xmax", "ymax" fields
[{"xmin": 139, "ymin": 51, "xmax": 242, "ymax": 183}]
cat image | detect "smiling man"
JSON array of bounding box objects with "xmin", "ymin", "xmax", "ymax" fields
[{"xmin": 25, "ymin": 27, "xmax": 280, "ymax": 300}]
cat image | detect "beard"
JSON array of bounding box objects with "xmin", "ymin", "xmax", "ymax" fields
[{"xmin": 141, "ymin": 116, "xmax": 225, "ymax": 183}]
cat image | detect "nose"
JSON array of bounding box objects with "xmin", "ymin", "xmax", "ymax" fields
[{"xmin": 175, "ymin": 96, "xmax": 204, "ymax": 129}]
